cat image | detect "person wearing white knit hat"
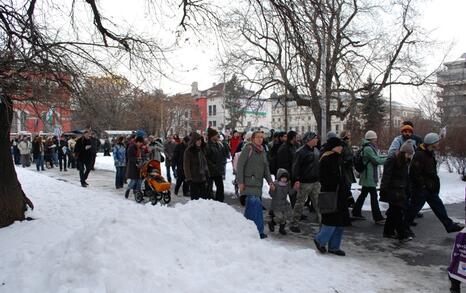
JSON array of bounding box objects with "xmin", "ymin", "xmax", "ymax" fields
[
  {"xmin": 352, "ymin": 130, "xmax": 386, "ymax": 224},
  {"xmin": 365, "ymin": 130, "xmax": 377, "ymax": 140}
]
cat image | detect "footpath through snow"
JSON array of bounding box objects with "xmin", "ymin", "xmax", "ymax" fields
[
  {"xmin": 0, "ymin": 167, "xmax": 436, "ymax": 293},
  {"xmin": 94, "ymin": 154, "xmax": 466, "ymax": 209}
]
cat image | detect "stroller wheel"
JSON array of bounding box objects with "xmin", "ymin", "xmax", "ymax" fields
[
  {"xmin": 163, "ymin": 191, "xmax": 171, "ymax": 204},
  {"xmin": 150, "ymin": 195, "xmax": 157, "ymax": 205},
  {"xmin": 135, "ymin": 191, "xmax": 144, "ymax": 203}
]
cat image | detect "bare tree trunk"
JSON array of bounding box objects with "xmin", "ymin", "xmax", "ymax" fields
[{"xmin": 0, "ymin": 96, "xmax": 28, "ymax": 228}]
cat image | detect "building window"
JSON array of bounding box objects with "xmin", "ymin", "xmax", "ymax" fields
[
  {"xmin": 11, "ymin": 111, "xmax": 18, "ymax": 133},
  {"xmin": 302, "ymin": 126, "xmax": 305, "ymax": 133},
  {"xmin": 213, "ymin": 105, "xmax": 217, "ymax": 116},
  {"xmin": 272, "ymin": 118, "xmax": 275, "ymax": 122},
  {"xmin": 208, "ymin": 106, "xmax": 212, "ymax": 116},
  {"xmin": 335, "ymin": 124, "xmax": 339, "ymax": 133},
  {"xmin": 213, "ymin": 120, "xmax": 217, "ymax": 127},
  {"xmin": 208, "ymin": 121, "xmax": 212, "ymax": 127}
]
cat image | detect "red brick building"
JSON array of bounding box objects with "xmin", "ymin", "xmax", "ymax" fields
[{"xmin": 11, "ymin": 73, "xmax": 73, "ymax": 135}]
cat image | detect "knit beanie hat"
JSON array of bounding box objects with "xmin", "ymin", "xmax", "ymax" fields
[
  {"xmin": 365, "ymin": 130, "xmax": 377, "ymax": 140},
  {"xmin": 424, "ymin": 133, "xmax": 440, "ymax": 145},
  {"xmin": 207, "ymin": 127, "xmax": 219, "ymax": 139},
  {"xmin": 400, "ymin": 141, "xmax": 415, "ymax": 154},
  {"xmin": 327, "ymin": 131, "xmax": 337, "ymax": 139},
  {"xmin": 245, "ymin": 131, "xmax": 253, "ymax": 141},
  {"xmin": 302, "ymin": 131, "xmax": 318, "ymax": 143},
  {"xmin": 326, "ymin": 137, "xmax": 343, "ymax": 150},
  {"xmin": 400, "ymin": 124, "xmax": 414, "ymax": 133}
]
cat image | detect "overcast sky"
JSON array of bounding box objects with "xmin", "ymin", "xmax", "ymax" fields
[{"xmin": 99, "ymin": 0, "xmax": 466, "ymax": 104}]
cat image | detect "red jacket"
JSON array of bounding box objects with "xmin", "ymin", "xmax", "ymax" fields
[{"xmin": 229, "ymin": 136, "xmax": 241, "ymax": 157}]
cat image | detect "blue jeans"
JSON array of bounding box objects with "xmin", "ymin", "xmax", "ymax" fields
[
  {"xmin": 53, "ymin": 151, "xmax": 58, "ymax": 166},
  {"xmin": 405, "ymin": 189, "xmax": 454, "ymax": 230},
  {"xmin": 165, "ymin": 163, "xmax": 172, "ymax": 182},
  {"xmin": 36, "ymin": 155, "xmax": 45, "ymax": 171},
  {"xmin": 315, "ymin": 225, "xmax": 344, "ymax": 251},
  {"xmin": 244, "ymin": 195, "xmax": 264, "ymax": 236},
  {"xmin": 126, "ymin": 179, "xmax": 142, "ymax": 192},
  {"xmin": 115, "ymin": 166, "xmax": 126, "ymax": 188}
]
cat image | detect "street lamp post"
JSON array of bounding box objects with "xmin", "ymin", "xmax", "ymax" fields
[{"xmin": 389, "ymin": 68, "xmax": 393, "ymax": 136}]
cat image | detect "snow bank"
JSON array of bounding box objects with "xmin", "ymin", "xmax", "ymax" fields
[{"xmin": 0, "ymin": 168, "xmax": 405, "ymax": 292}]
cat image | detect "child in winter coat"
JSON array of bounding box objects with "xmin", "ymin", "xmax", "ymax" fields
[{"xmin": 268, "ymin": 168, "xmax": 292, "ymax": 235}]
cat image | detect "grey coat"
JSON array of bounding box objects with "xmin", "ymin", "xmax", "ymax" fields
[
  {"xmin": 269, "ymin": 168, "xmax": 292, "ymax": 213},
  {"xmin": 236, "ymin": 143, "xmax": 273, "ymax": 197}
]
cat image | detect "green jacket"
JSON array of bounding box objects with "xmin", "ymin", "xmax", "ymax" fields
[
  {"xmin": 359, "ymin": 139, "xmax": 386, "ymax": 187},
  {"xmin": 236, "ymin": 143, "xmax": 273, "ymax": 197}
]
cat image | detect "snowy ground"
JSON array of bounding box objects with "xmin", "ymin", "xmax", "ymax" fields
[
  {"xmin": 1, "ymin": 155, "xmax": 464, "ymax": 292},
  {"xmin": 0, "ymin": 168, "xmax": 418, "ymax": 293}
]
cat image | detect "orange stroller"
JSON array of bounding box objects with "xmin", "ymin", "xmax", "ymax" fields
[{"xmin": 139, "ymin": 160, "xmax": 172, "ymax": 205}]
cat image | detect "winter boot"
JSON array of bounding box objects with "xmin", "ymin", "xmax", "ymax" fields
[
  {"xmin": 450, "ymin": 277, "xmax": 461, "ymax": 293},
  {"xmin": 268, "ymin": 221, "xmax": 275, "ymax": 232},
  {"xmin": 447, "ymin": 223, "xmax": 464, "ymax": 233},
  {"xmin": 124, "ymin": 189, "xmax": 130, "ymax": 199},
  {"xmin": 279, "ymin": 224, "xmax": 287, "ymax": 235}
]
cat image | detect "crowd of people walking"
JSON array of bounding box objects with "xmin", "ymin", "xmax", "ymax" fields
[{"xmin": 10, "ymin": 121, "xmax": 463, "ymax": 257}]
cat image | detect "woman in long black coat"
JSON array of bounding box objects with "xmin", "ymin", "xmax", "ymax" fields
[{"xmin": 314, "ymin": 137, "xmax": 350, "ymax": 256}]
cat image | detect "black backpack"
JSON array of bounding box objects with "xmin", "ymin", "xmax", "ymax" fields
[{"xmin": 353, "ymin": 146, "xmax": 367, "ymax": 173}]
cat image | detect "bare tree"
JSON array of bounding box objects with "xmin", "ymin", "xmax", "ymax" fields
[
  {"xmin": 222, "ymin": 0, "xmax": 438, "ymax": 135},
  {"xmin": 0, "ymin": 0, "xmax": 211, "ymax": 227},
  {"xmin": 73, "ymin": 76, "xmax": 137, "ymax": 133},
  {"xmin": 163, "ymin": 93, "xmax": 201, "ymax": 136}
]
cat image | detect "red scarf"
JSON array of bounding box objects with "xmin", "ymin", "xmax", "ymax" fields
[{"xmin": 251, "ymin": 142, "xmax": 264, "ymax": 153}]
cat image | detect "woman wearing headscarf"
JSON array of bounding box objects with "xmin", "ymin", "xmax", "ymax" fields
[{"xmin": 314, "ymin": 137, "xmax": 350, "ymax": 256}]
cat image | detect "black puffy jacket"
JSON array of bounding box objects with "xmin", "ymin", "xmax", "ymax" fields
[
  {"xmin": 409, "ymin": 144, "xmax": 440, "ymax": 194},
  {"xmin": 276, "ymin": 142, "xmax": 297, "ymax": 177},
  {"xmin": 292, "ymin": 144, "xmax": 319, "ymax": 183}
]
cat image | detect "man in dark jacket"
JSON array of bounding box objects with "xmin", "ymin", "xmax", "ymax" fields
[
  {"xmin": 268, "ymin": 131, "xmax": 286, "ymax": 175},
  {"xmin": 290, "ymin": 131, "xmax": 320, "ymax": 233},
  {"xmin": 205, "ymin": 128, "xmax": 227, "ymax": 202},
  {"xmin": 405, "ymin": 133, "xmax": 463, "ymax": 234},
  {"xmin": 184, "ymin": 132, "xmax": 209, "ymax": 200},
  {"xmin": 277, "ymin": 131, "xmax": 298, "ymax": 208},
  {"xmin": 74, "ymin": 130, "xmax": 93, "ymax": 187},
  {"xmin": 164, "ymin": 136, "xmax": 177, "ymax": 182},
  {"xmin": 57, "ymin": 135, "xmax": 68, "ymax": 172},
  {"xmin": 173, "ymin": 136, "xmax": 190, "ymax": 196},
  {"xmin": 89, "ymin": 132, "xmax": 100, "ymax": 170},
  {"xmin": 276, "ymin": 131, "xmax": 298, "ymax": 178}
]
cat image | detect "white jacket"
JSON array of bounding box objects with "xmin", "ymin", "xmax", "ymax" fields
[{"xmin": 18, "ymin": 141, "xmax": 31, "ymax": 155}]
